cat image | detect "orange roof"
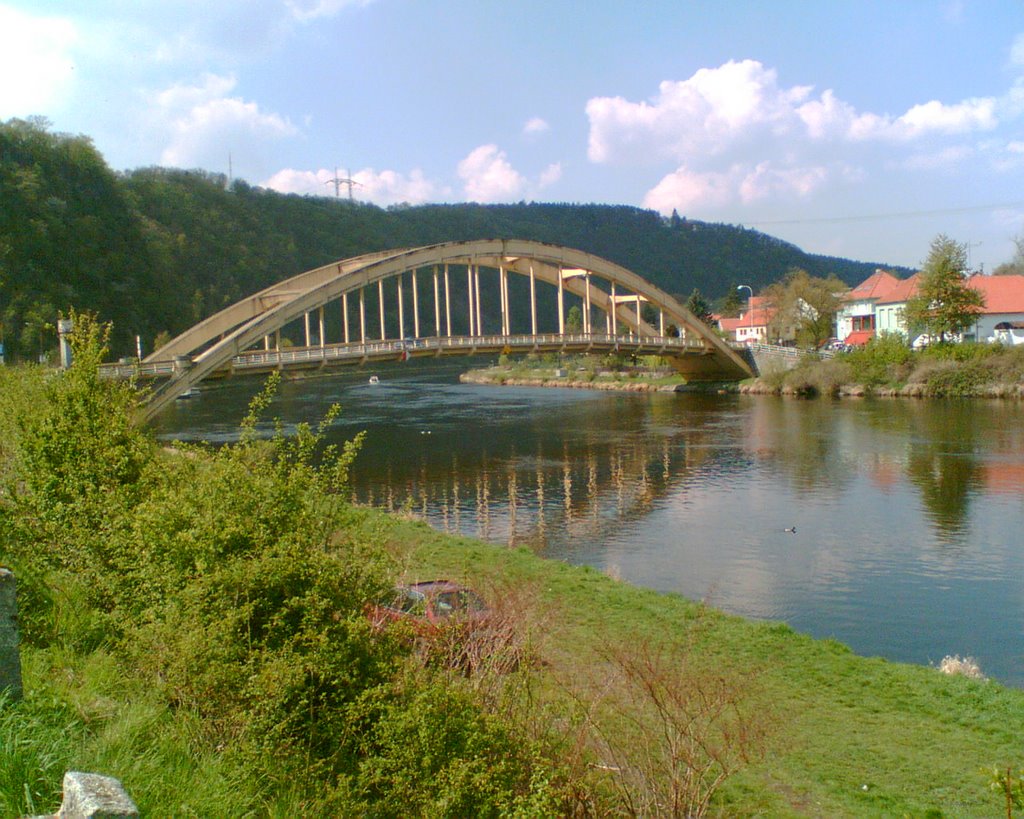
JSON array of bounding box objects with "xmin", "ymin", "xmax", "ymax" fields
[
  {"xmin": 871, "ymin": 273, "xmax": 1024, "ymax": 314},
  {"xmin": 877, "ymin": 273, "xmax": 920, "ymax": 305},
  {"xmin": 843, "ymin": 269, "xmax": 902, "ymax": 302},
  {"xmin": 966, "ymin": 274, "xmax": 1024, "ymax": 314}
]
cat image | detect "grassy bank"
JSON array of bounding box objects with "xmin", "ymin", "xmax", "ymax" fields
[
  {"xmin": 378, "ymin": 513, "xmax": 1024, "ymax": 816},
  {"xmin": 10, "ymin": 505, "xmax": 1023, "ymax": 816},
  {"xmin": 3, "ymin": 321, "xmax": 1023, "ymax": 816}
]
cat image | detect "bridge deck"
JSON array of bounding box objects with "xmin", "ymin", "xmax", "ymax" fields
[{"xmin": 101, "ymin": 332, "xmax": 719, "ymax": 381}]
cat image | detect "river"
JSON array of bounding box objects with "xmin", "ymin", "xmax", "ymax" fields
[{"xmin": 153, "ymin": 361, "xmax": 1024, "ymax": 686}]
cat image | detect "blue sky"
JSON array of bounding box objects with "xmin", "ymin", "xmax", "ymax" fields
[{"xmin": 3, "ymin": 0, "xmax": 1024, "ymax": 274}]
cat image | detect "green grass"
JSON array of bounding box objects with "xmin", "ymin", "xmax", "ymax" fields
[
  {"xmin": 371, "ymin": 513, "xmax": 1024, "ymax": 817},
  {"xmin": 7, "ymin": 508, "xmax": 1021, "ymax": 815}
]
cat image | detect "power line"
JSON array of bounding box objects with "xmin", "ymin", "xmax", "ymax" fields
[{"xmin": 745, "ymin": 201, "xmax": 1024, "ymax": 227}]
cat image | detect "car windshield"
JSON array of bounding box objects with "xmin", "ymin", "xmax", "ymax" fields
[
  {"xmin": 391, "ymin": 589, "xmax": 427, "ymax": 616},
  {"xmin": 432, "ymin": 589, "xmax": 487, "ymax": 617}
]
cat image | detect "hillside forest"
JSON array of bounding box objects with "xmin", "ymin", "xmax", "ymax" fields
[{"xmin": 1, "ymin": 117, "xmax": 909, "ymax": 362}]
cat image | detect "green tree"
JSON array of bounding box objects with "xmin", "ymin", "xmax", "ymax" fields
[
  {"xmin": 684, "ymin": 288, "xmax": 714, "ymax": 326},
  {"xmin": 904, "ymin": 235, "xmax": 985, "ymax": 343},
  {"xmin": 763, "ymin": 269, "xmax": 846, "ymax": 348},
  {"xmin": 565, "ymin": 304, "xmax": 583, "ymax": 332},
  {"xmin": 719, "ymin": 286, "xmax": 743, "ymax": 318}
]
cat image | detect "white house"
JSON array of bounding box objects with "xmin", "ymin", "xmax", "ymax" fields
[{"xmin": 838, "ymin": 271, "xmax": 1024, "ymax": 345}]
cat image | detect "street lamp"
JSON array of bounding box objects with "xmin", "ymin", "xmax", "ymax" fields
[{"xmin": 737, "ymin": 285, "xmax": 754, "ymax": 342}]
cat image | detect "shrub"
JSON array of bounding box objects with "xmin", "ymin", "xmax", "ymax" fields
[
  {"xmin": 349, "ymin": 676, "xmax": 563, "ymax": 817},
  {"xmin": 843, "ymin": 333, "xmax": 912, "ymax": 387}
]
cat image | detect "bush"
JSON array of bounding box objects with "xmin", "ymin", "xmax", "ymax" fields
[
  {"xmin": 349, "ymin": 677, "xmax": 563, "ymax": 817},
  {"xmin": 843, "ymin": 333, "xmax": 912, "ymax": 387}
]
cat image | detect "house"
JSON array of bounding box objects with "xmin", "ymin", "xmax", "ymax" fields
[
  {"xmin": 835, "ymin": 269, "xmax": 903, "ymax": 346},
  {"xmin": 836, "ymin": 270, "xmax": 1024, "ymax": 345},
  {"xmin": 716, "ymin": 296, "xmax": 774, "ymax": 344},
  {"xmin": 964, "ymin": 275, "xmax": 1024, "ymax": 342}
]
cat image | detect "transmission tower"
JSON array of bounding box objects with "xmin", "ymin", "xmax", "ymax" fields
[{"xmin": 326, "ymin": 167, "xmax": 360, "ymax": 201}]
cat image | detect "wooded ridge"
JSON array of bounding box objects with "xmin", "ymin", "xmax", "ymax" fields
[{"xmin": 1, "ymin": 117, "xmax": 911, "ymax": 361}]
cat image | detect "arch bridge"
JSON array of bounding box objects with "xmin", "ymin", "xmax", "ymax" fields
[{"xmin": 103, "ymin": 240, "xmax": 754, "ymax": 422}]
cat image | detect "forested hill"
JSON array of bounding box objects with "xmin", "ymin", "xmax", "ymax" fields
[{"xmin": 1, "ymin": 118, "xmax": 910, "ymax": 360}]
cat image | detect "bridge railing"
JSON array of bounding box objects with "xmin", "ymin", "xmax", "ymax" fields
[{"xmin": 100, "ymin": 332, "xmax": 711, "ymax": 381}]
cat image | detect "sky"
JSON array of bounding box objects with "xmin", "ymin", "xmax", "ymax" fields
[{"xmin": 3, "ymin": 0, "xmax": 1024, "ymax": 275}]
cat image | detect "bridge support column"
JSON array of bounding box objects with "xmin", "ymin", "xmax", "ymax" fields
[
  {"xmin": 397, "ymin": 275, "xmax": 405, "ymax": 339},
  {"xmin": 432, "ymin": 267, "xmax": 441, "ymax": 338},
  {"xmin": 343, "ymin": 293, "xmax": 350, "ymax": 343},
  {"xmin": 378, "ymin": 280, "xmax": 386, "ymax": 341},
  {"xmin": 557, "ymin": 267, "xmax": 565, "ymax": 335},
  {"xmin": 412, "ymin": 269, "xmax": 420, "ymax": 339},
  {"xmin": 499, "ymin": 265, "xmax": 509, "ymax": 336},
  {"xmin": 466, "ymin": 266, "xmax": 475, "ymax": 336},
  {"xmin": 474, "ymin": 266, "xmax": 482, "ymax": 335},
  {"xmin": 318, "ymin": 306, "xmax": 325, "ymax": 349},
  {"xmin": 530, "ymin": 263, "xmax": 537, "ymax": 335},
  {"xmin": 359, "ymin": 288, "xmax": 366, "ymax": 344},
  {"xmin": 444, "ymin": 265, "xmax": 452, "ymax": 337},
  {"xmin": 584, "ymin": 273, "xmax": 592, "ymax": 334}
]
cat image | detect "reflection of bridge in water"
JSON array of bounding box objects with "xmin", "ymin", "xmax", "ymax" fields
[
  {"xmin": 99, "ymin": 239, "xmax": 754, "ymax": 421},
  {"xmin": 356, "ymin": 424, "xmax": 745, "ymax": 554}
]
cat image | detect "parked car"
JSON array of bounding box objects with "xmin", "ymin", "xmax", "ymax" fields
[{"xmin": 367, "ymin": 580, "xmax": 488, "ymax": 635}]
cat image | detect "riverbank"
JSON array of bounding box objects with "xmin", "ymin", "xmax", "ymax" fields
[
  {"xmin": 465, "ymin": 340, "xmax": 1024, "ymax": 400},
  {"xmin": 375, "ymin": 510, "xmax": 1024, "ymax": 816},
  {"xmin": 460, "ymin": 365, "xmax": 735, "ymax": 393}
]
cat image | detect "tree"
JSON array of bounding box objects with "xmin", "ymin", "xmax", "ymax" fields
[
  {"xmin": 992, "ymin": 232, "xmax": 1024, "ymax": 276},
  {"xmin": 684, "ymin": 288, "xmax": 714, "ymax": 326},
  {"xmin": 565, "ymin": 304, "xmax": 583, "ymax": 332},
  {"xmin": 762, "ymin": 269, "xmax": 846, "ymax": 348},
  {"xmin": 718, "ymin": 286, "xmax": 743, "ymax": 318},
  {"xmin": 904, "ymin": 235, "xmax": 985, "ymax": 343}
]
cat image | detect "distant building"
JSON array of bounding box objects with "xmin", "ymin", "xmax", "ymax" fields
[
  {"xmin": 716, "ymin": 295, "xmax": 774, "ymax": 343},
  {"xmin": 835, "ymin": 270, "xmax": 1024, "ymax": 346}
]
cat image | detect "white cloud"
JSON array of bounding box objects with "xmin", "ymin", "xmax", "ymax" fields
[
  {"xmin": 643, "ymin": 161, "xmax": 828, "ymax": 214},
  {"xmin": 642, "ymin": 166, "xmax": 738, "ymax": 213},
  {"xmin": 0, "ymin": 5, "xmax": 77, "ymax": 117},
  {"xmin": 586, "ymin": 58, "xmax": 1007, "ymax": 166},
  {"xmin": 457, "ymin": 144, "xmax": 526, "ymax": 202},
  {"xmin": 523, "ymin": 117, "xmax": 549, "ymax": 137},
  {"xmin": 1010, "ymin": 33, "xmax": 1024, "ymax": 68},
  {"xmin": 286, "ymin": 0, "xmax": 375, "ymax": 23},
  {"xmin": 262, "ymin": 165, "xmax": 440, "ymax": 206},
  {"xmin": 538, "ymin": 162, "xmax": 562, "ymax": 189},
  {"xmin": 737, "ymin": 162, "xmax": 828, "ymax": 203},
  {"xmin": 353, "ymin": 167, "xmax": 439, "ymax": 205},
  {"xmin": 586, "ymin": 60, "xmax": 812, "ymax": 164},
  {"xmin": 895, "ymin": 98, "xmax": 997, "ymax": 137},
  {"xmin": 153, "ymin": 74, "xmax": 297, "ymax": 169}
]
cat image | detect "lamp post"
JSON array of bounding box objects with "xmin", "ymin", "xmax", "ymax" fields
[{"xmin": 737, "ymin": 285, "xmax": 754, "ymax": 342}]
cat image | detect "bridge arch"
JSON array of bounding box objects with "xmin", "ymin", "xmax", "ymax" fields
[{"xmin": 132, "ymin": 239, "xmax": 753, "ymax": 420}]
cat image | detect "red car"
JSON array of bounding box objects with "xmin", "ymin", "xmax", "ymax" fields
[{"xmin": 368, "ymin": 581, "xmax": 488, "ymax": 635}]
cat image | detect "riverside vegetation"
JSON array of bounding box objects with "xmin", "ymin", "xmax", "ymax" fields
[
  {"xmin": 750, "ymin": 333, "xmax": 1024, "ymax": 399},
  {"xmin": 4, "ymin": 316, "xmax": 1024, "ymax": 817}
]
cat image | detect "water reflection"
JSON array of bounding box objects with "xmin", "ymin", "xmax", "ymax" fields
[{"xmin": 154, "ymin": 370, "xmax": 1024, "ymax": 684}]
